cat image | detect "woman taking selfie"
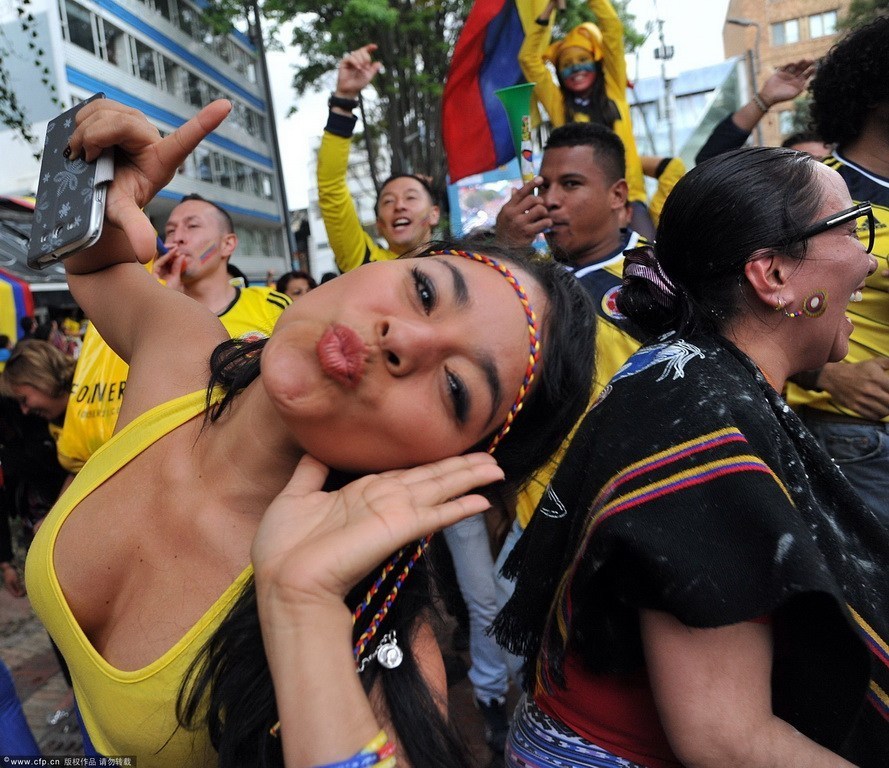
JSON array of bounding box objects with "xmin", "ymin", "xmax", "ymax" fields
[
  {"xmin": 496, "ymin": 147, "xmax": 888, "ymax": 767},
  {"xmin": 24, "ymin": 99, "xmax": 595, "ymax": 767}
]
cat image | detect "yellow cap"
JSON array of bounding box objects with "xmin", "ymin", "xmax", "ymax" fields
[{"xmin": 544, "ymin": 22, "xmax": 605, "ymax": 66}]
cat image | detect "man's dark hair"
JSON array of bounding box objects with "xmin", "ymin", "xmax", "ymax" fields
[
  {"xmin": 374, "ymin": 175, "xmax": 438, "ymax": 216},
  {"xmin": 178, "ymin": 193, "xmax": 235, "ymax": 235},
  {"xmin": 810, "ymin": 15, "xmax": 889, "ymax": 146},
  {"xmin": 544, "ymin": 122, "xmax": 626, "ymax": 184}
]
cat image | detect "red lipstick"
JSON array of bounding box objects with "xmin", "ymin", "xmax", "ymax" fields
[{"xmin": 316, "ymin": 323, "xmax": 367, "ymax": 387}]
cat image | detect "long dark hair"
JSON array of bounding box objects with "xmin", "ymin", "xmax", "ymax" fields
[
  {"xmin": 179, "ymin": 239, "xmax": 597, "ymax": 766},
  {"xmin": 617, "ymin": 147, "xmax": 823, "ymax": 339}
]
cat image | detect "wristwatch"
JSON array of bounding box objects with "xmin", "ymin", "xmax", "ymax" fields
[{"xmin": 328, "ymin": 94, "xmax": 360, "ymax": 111}]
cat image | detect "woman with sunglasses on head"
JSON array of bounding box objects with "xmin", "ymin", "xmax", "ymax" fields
[
  {"xmin": 496, "ymin": 147, "xmax": 888, "ymax": 767},
  {"xmin": 23, "ymin": 99, "xmax": 596, "ymax": 768}
]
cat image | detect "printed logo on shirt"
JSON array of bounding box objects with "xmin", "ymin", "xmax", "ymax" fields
[{"xmin": 601, "ymin": 285, "xmax": 626, "ymax": 320}]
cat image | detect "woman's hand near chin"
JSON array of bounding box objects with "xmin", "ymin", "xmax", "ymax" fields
[
  {"xmin": 252, "ymin": 452, "xmax": 504, "ymax": 607},
  {"xmin": 64, "ymin": 99, "xmax": 231, "ymax": 270},
  {"xmin": 252, "ymin": 452, "xmax": 503, "ymax": 768}
]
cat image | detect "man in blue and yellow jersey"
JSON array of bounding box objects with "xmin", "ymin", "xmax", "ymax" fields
[
  {"xmin": 56, "ymin": 195, "xmax": 290, "ymax": 473},
  {"xmin": 318, "ymin": 44, "xmax": 440, "ymax": 274},
  {"xmin": 785, "ymin": 16, "xmax": 889, "ymax": 524},
  {"xmin": 489, "ymin": 122, "xmax": 650, "ymax": 686}
]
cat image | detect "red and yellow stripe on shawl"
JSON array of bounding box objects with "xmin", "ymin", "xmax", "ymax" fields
[
  {"xmin": 848, "ymin": 606, "xmax": 889, "ymax": 722},
  {"xmin": 539, "ymin": 427, "xmax": 793, "ymax": 689}
]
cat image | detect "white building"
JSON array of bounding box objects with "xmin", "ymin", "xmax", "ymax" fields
[{"xmin": 0, "ymin": 0, "xmax": 290, "ymax": 281}]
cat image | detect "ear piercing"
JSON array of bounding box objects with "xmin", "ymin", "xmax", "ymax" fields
[
  {"xmin": 775, "ymin": 291, "xmax": 828, "ymax": 319},
  {"xmin": 775, "ymin": 298, "xmax": 803, "ymax": 318},
  {"xmin": 802, "ymin": 291, "xmax": 827, "ymax": 318}
]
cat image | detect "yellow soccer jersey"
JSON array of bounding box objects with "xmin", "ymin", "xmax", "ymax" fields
[
  {"xmin": 515, "ymin": 247, "xmax": 646, "ymax": 528},
  {"xmin": 56, "ymin": 287, "xmax": 290, "ymax": 472}
]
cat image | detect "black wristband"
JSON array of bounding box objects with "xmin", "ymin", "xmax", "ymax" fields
[
  {"xmin": 328, "ymin": 94, "xmax": 360, "ymax": 111},
  {"xmin": 324, "ymin": 110, "xmax": 358, "ymax": 138},
  {"xmin": 535, "ymin": 17, "xmax": 549, "ymax": 25}
]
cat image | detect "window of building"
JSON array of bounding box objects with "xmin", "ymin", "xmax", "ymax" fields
[
  {"xmin": 771, "ymin": 18, "xmax": 800, "ymax": 46},
  {"xmin": 234, "ymin": 161, "xmax": 251, "ymax": 193},
  {"xmin": 98, "ymin": 17, "xmax": 126, "ymax": 66},
  {"xmin": 131, "ymin": 37, "xmax": 158, "ymax": 85},
  {"xmin": 195, "ymin": 146, "xmax": 213, "ymax": 182},
  {"xmin": 809, "ymin": 10, "xmax": 837, "ymax": 38},
  {"xmin": 152, "ymin": 0, "xmax": 173, "ymax": 21},
  {"xmin": 161, "ymin": 56, "xmax": 185, "ymax": 99},
  {"xmin": 213, "ymin": 152, "xmax": 233, "ymax": 188},
  {"xmin": 176, "ymin": 2, "xmax": 199, "ymax": 38},
  {"xmin": 186, "ymin": 70, "xmax": 206, "ymax": 108},
  {"xmin": 63, "ymin": 0, "xmax": 98, "ymax": 55}
]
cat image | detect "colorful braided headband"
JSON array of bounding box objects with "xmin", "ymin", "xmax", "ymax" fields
[
  {"xmin": 355, "ymin": 250, "xmax": 542, "ymax": 646},
  {"xmin": 355, "ymin": 250, "xmax": 541, "ymax": 646},
  {"xmin": 433, "ymin": 248, "xmax": 543, "ymax": 453}
]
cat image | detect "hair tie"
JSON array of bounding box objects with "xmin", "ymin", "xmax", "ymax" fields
[{"xmin": 623, "ymin": 245, "xmax": 678, "ymax": 308}]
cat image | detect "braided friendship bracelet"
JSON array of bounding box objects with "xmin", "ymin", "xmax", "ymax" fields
[
  {"xmin": 311, "ymin": 729, "xmax": 396, "ymax": 768},
  {"xmin": 271, "ymin": 250, "xmax": 543, "ymax": 740},
  {"xmin": 752, "ymin": 92, "xmax": 770, "ymax": 113}
]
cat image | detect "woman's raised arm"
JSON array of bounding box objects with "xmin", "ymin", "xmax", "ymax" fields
[{"xmin": 56, "ymin": 101, "xmax": 233, "ymax": 419}]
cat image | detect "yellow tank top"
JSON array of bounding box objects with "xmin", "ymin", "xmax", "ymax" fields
[{"xmin": 26, "ymin": 389, "xmax": 252, "ymax": 767}]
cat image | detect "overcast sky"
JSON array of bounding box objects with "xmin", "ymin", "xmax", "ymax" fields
[{"xmin": 266, "ymin": 0, "xmax": 732, "ymax": 209}]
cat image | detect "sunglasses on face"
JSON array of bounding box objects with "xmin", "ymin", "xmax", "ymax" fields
[{"xmin": 791, "ymin": 202, "xmax": 876, "ymax": 254}]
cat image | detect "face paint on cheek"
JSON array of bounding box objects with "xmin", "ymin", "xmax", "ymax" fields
[
  {"xmin": 560, "ymin": 62, "xmax": 596, "ymax": 80},
  {"xmin": 197, "ymin": 242, "xmax": 218, "ymax": 264}
]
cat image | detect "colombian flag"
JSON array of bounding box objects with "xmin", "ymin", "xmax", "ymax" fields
[
  {"xmin": 0, "ymin": 268, "xmax": 34, "ymax": 344},
  {"xmin": 443, "ymin": 0, "xmax": 547, "ymax": 182}
]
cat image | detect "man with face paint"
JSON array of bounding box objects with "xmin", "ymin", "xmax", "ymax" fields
[
  {"xmin": 519, "ymin": 0, "xmax": 652, "ymax": 239},
  {"xmin": 318, "ymin": 45, "xmax": 441, "ymax": 274},
  {"xmin": 55, "ymin": 194, "xmax": 290, "ymax": 474}
]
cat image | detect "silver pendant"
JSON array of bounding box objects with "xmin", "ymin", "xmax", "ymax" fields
[{"xmin": 376, "ymin": 635, "xmax": 403, "ymax": 669}]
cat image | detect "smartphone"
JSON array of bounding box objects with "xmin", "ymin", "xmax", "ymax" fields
[{"xmin": 27, "ymin": 93, "xmax": 114, "ymax": 270}]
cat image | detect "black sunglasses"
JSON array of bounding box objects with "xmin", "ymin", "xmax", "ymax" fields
[{"xmin": 792, "ymin": 202, "xmax": 875, "ymax": 254}]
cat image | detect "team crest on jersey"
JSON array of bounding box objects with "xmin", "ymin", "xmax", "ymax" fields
[
  {"xmin": 601, "ymin": 285, "xmax": 626, "ymax": 320},
  {"xmin": 238, "ymin": 330, "xmax": 269, "ymax": 344},
  {"xmin": 611, "ymin": 340, "xmax": 705, "ymax": 385}
]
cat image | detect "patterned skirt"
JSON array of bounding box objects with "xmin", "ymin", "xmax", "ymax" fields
[{"xmin": 505, "ymin": 695, "xmax": 646, "ymax": 768}]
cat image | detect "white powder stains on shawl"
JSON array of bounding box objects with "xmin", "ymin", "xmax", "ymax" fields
[{"xmin": 775, "ymin": 533, "xmax": 795, "ymax": 564}]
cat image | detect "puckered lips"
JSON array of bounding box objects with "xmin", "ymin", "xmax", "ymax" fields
[{"xmin": 316, "ymin": 323, "xmax": 368, "ymax": 387}]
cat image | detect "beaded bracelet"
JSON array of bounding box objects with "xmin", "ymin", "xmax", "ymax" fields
[
  {"xmin": 312, "ymin": 729, "xmax": 396, "ymax": 768},
  {"xmin": 752, "ymin": 92, "xmax": 770, "ymax": 113}
]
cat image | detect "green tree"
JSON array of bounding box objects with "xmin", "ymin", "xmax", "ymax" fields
[
  {"xmin": 839, "ymin": 0, "xmax": 889, "ymax": 30},
  {"xmin": 207, "ymin": 0, "xmax": 640, "ymax": 191},
  {"xmin": 0, "ymin": 0, "xmax": 62, "ymax": 157}
]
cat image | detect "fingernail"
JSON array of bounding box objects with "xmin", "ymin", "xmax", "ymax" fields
[{"xmin": 63, "ymin": 145, "xmax": 71, "ymax": 158}]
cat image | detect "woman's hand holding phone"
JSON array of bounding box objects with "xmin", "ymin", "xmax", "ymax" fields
[{"xmin": 65, "ymin": 99, "xmax": 231, "ymax": 271}]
